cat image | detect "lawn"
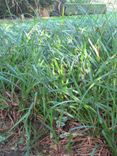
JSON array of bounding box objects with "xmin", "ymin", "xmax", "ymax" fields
[{"xmin": 0, "ymin": 12, "xmax": 117, "ymax": 155}]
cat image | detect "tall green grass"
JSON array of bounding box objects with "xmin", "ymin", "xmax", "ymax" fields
[{"xmin": 0, "ymin": 13, "xmax": 117, "ymax": 155}]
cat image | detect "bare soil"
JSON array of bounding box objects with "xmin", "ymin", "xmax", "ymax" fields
[{"xmin": 0, "ymin": 111, "xmax": 111, "ymax": 156}]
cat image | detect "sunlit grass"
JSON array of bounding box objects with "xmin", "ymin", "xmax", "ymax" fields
[{"xmin": 0, "ymin": 13, "xmax": 117, "ymax": 155}]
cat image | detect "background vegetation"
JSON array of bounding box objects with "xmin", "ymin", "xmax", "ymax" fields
[
  {"xmin": 0, "ymin": 0, "xmax": 54, "ymax": 18},
  {"xmin": 0, "ymin": 0, "xmax": 93, "ymax": 18}
]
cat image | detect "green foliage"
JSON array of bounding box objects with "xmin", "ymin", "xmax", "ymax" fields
[{"xmin": 0, "ymin": 13, "xmax": 117, "ymax": 154}]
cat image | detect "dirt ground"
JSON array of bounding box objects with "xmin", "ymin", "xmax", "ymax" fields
[{"xmin": 0, "ymin": 114, "xmax": 111, "ymax": 156}]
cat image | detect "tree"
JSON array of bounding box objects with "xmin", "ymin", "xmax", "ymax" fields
[{"xmin": 39, "ymin": 0, "xmax": 53, "ymax": 7}]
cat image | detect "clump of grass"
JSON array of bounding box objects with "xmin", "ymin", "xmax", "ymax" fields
[{"xmin": 0, "ymin": 13, "xmax": 117, "ymax": 155}]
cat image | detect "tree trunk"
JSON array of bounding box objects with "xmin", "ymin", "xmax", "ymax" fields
[{"xmin": 39, "ymin": 7, "xmax": 50, "ymax": 17}]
